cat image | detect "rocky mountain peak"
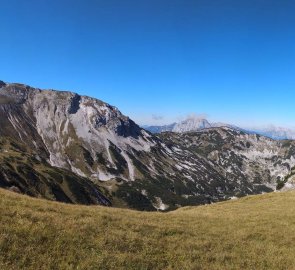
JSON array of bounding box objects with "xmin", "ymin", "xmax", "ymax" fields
[
  {"xmin": 144, "ymin": 116, "xmax": 216, "ymax": 134},
  {"xmin": 0, "ymin": 80, "xmax": 6, "ymax": 88},
  {"xmin": 173, "ymin": 117, "xmax": 211, "ymax": 132}
]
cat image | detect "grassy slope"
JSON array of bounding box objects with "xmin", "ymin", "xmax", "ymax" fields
[{"xmin": 1, "ymin": 188, "xmax": 295, "ymax": 270}]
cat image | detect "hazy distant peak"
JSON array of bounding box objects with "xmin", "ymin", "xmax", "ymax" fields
[{"xmin": 172, "ymin": 117, "xmax": 211, "ymax": 132}]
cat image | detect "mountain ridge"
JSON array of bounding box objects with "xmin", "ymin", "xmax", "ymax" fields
[
  {"xmin": 1, "ymin": 81, "xmax": 295, "ymax": 210},
  {"xmin": 143, "ymin": 117, "xmax": 295, "ymax": 140}
]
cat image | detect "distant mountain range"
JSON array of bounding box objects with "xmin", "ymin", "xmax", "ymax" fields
[
  {"xmin": 143, "ymin": 117, "xmax": 295, "ymax": 140},
  {"xmin": 248, "ymin": 126, "xmax": 295, "ymax": 140},
  {"xmin": 142, "ymin": 117, "xmax": 234, "ymax": 134}
]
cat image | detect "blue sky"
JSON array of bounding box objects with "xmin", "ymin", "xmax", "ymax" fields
[{"xmin": 1, "ymin": 0, "xmax": 295, "ymax": 127}]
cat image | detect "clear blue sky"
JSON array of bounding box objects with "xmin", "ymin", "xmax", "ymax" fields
[{"xmin": 1, "ymin": 0, "xmax": 295, "ymax": 127}]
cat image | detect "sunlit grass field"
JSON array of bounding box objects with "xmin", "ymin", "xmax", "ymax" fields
[{"xmin": 1, "ymin": 188, "xmax": 295, "ymax": 270}]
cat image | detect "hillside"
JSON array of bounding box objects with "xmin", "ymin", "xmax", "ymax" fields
[
  {"xmin": 160, "ymin": 128, "xmax": 295, "ymax": 193},
  {"xmin": 1, "ymin": 81, "xmax": 295, "ymax": 211},
  {"xmin": 0, "ymin": 137, "xmax": 111, "ymax": 206},
  {"xmin": 4, "ymin": 81, "xmax": 294, "ymax": 211},
  {"xmin": 0, "ymin": 81, "xmax": 238, "ymax": 210},
  {"xmin": 1, "ymin": 188, "xmax": 295, "ymax": 270}
]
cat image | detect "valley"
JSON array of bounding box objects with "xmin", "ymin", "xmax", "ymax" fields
[{"xmin": 0, "ymin": 81, "xmax": 295, "ymax": 211}]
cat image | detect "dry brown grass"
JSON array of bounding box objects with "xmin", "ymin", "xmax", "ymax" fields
[{"xmin": 1, "ymin": 188, "xmax": 295, "ymax": 269}]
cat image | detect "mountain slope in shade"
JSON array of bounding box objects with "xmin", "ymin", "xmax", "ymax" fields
[{"xmin": 0, "ymin": 137, "xmax": 111, "ymax": 206}]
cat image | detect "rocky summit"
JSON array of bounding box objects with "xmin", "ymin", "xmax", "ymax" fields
[{"xmin": 1, "ymin": 81, "xmax": 295, "ymax": 211}]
